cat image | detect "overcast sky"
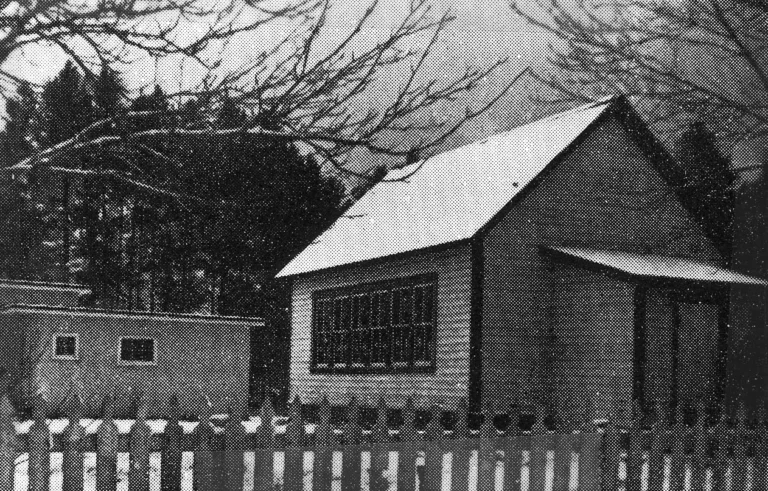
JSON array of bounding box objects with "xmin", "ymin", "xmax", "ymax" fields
[
  {"xmin": 4, "ymin": 0, "xmax": 761, "ymax": 172},
  {"xmin": 4, "ymin": 0, "xmax": 551, "ymax": 141}
]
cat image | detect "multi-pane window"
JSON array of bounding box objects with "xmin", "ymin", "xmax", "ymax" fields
[
  {"xmin": 312, "ymin": 274, "xmax": 436, "ymax": 372},
  {"xmin": 119, "ymin": 337, "xmax": 156, "ymax": 364},
  {"xmin": 52, "ymin": 334, "xmax": 79, "ymax": 360}
]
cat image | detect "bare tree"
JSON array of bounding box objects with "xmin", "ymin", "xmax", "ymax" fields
[
  {"xmin": 1, "ymin": 0, "xmax": 528, "ymax": 194},
  {"xmin": 508, "ymin": 0, "xmax": 767, "ymax": 147}
]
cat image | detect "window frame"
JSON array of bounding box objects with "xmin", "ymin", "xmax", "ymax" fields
[
  {"xmin": 51, "ymin": 333, "xmax": 79, "ymax": 361},
  {"xmin": 310, "ymin": 273, "xmax": 438, "ymax": 374},
  {"xmin": 117, "ymin": 336, "xmax": 158, "ymax": 366}
]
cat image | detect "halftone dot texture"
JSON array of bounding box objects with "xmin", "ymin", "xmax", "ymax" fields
[{"xmin": 285, "ymin": 96, "xmax": 767, "ymax": 428}]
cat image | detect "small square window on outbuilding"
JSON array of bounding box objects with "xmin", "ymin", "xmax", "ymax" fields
[
  {"xmin": 52, "ymin": 334, "xmax": 79, "ymax": 360},
  {"xmin": 119, "ymin": 337, "xmax": 156, "ymax": 365}
]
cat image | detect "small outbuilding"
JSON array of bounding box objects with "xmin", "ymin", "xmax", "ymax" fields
[
  {"xmin": 0, "ymin": 303, "xmax": 261, "ymax": 416},
  {"xmin": 277, "ymin": 96, "xmax": 767, "ymax": 418}
]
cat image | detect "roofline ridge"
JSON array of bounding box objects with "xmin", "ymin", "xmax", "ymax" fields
[{"xmin": 0, "ymin": 303, "xmax": 264, "ymax": 322}]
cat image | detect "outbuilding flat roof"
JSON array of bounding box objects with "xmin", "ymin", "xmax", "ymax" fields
[
  {"xmin": 0, "ymin": 304, "xmax": 264, "ymax": 323},
  {"xmin": 545, "ymin": 246, "xmax": 768, "ymax": 286},
  {"xmin": 0, "ymin": 278, "xmax": 89, "ymax": 292},
  {"xmin": 277, "ymin": 97, "xmax": 617, "ymax": 278}
]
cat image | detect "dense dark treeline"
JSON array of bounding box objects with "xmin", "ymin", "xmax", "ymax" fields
[{"xmin": 0, "ymin": 62, "xmax": 348, "ymax": 318}]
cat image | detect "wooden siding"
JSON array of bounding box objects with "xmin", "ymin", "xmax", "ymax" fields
[
  {"xmin": 289, "ymin": 244, "xmax": 472, "ymax": 407},
  {"xmin": 645, "ymin": 289, "xmax": 675, "ymax": 406},
  {"xmin": 726, "ymin": 286, "xmax": 768, "ymax": 408},
  {"xmin": 548, "ymin": 263, "xmax": 636, "ymax": 417},
  {"xmin": 480, "ymin": 117, "xmax": 722, "ymax": 416}
]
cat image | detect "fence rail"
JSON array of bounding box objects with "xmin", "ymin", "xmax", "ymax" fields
[{"xmin": 2, "ymin": 394, "xmax": 768, "ymax": 491}]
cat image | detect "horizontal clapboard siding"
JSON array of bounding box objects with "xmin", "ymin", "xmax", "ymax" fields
[
  {"xmin": 290, "ymin": 244, "xmax": 472, "ymax": 407},
  {"xmin": 480, "ymin": 117, "xmax": 722, "ymax": 418},
  {"xmin": 549, "ymin": 264, "xmax": 635, "ymax": 417}
]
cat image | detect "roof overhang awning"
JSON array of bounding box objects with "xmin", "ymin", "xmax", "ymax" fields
[{"xmin": 542, "ymin": 246, "xmax": 768, "ymax": 290}]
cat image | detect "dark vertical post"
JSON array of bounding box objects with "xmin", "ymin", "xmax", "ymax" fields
[
  {"xmin": 468, "ymin": 236, "xmax": 485, "ymax": 413},
  {"xmin": 632, "ymin": 285, "xmax": 648, "ymax": 406},
  {"xmin": 715, "ymin": 291, "xmax": 730, "ymax": 410},
  {"xmin": 670, "ymin": 300, "xmax": 681, "ymax": 411}
]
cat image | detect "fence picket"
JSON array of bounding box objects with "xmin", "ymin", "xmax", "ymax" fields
[
  {"xmin": 62, "ymin": 397, "xmax": 85, "ymax": 491},
  {"xmin": 646, "ymin": 402, "xmax": 665, "ymax": 491},
  {"xmin": 5, "ymin": 389, "xmax": 768, "ymax": 491},
  {"xmin": 755, "ymin": 405, "xmax": 768, "ymax": 491},
  {"xmin": 477, "ymin": 402, "xmax": 497, "ymax": 491},
  {"xmin": 160, "ymin": 396, "xmax": 183, "ymax": 491},
  {"xmin": 313, "ymin": 397, "xmax": 334, "ymax": 491},
  {"xmin": 370, "ymin": 398, "xmax": 390, "ymax": 491},
  {"xmin": 423, "ymin": 404, "xmax": 444, "ymax": 491},
  {"xmin": 0, "ymin": 394, "xmax": 15, "ymax": 491},
  {"xmin": 341, "ymin": 397, "xmax": 362, "ymax": 491},
  {"xmin": 253, "ymin": 397, "xmax": 275, "ymax": 491},
  {"xmin": 552, "ymin": 401, "xmax": 574, "ymax": 491},
  {"xmin": 601, "ymin": 407, "xmax": 621, "ymax": 491},
  {"xmin": 668, "ymin": 404, "xmax": 687, "ymax": 491},
  {"xmin": 283, "ymin": 395, "xmax": 304, "ymax": 491},
  {"xmin": 626, "ymin": 401, "xmax": 644, "ymax": 491},
  {"xmin": 224, "ymin": 405, "xmax": 247, "ymax": 491},
  {"xmin": 397, "ymin": 398, "xmax": 419, "ymax": 491},
  {"xmin": 194, "ymin": 403, "xmax": 215, "ymax": 491},
  {"xmin": 503, "ymin": 403, "xmax": 523, "ymax": 491},
  {"xmin": 712, "ymin": 412, "xmax": 729, "ymax": 491},
  {"xmin": 450, "ymin": 399, "xmax": 471, "ymax": 491},
  {"xmin": 732, "ymin": 404, "xmax": 749, "ymax": 491},
  {"xmin": 128, "ymin": 398, "xmax": 152, "ymax": 491},
  {"xmin": 690, "ymin": 401, "xmax": 707, "ymax": 491},
  {"xmin": 529, "ymin": 405, "xmax": 549, "ymax": 491},
  {"xmin": 578, "ymin": 398, "xmax": 601, "ymax": 491},
  {"xmin": 28, "ymin": 396, "xmax": 50, "ymax": 491},
  {"xmin": 96, "ymin": 396, "xmax": 119, "ymax": 491}
]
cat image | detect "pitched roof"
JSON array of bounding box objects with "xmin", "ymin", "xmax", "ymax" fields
[
  {"xmin": 277, "ymin": 97, "xmax": 626, "ymax": 278},
  {"xmin": 545, "ymin": 246, "xmax": 767, "ymax": 286}
]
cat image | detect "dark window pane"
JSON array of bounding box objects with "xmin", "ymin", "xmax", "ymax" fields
[
  {"xmin": 341, "ymin": 297, "xmax": 351, "ymax": 330},
  {"xmin": 423, "ymin": 284, "xmax": 434, "ymax": 322},
  {"xmin": 351, "ymin": 296, "xmax": 359, "ymax": 331},
  {"xmin": 371, "ymin": 327, "xmax": 386, "ymax": 363},
  {"xmin": 120, "ymin": 338, "xmax": 155, "ymax": 363},
  {"xmin": 360, "ymin": 295, "xmax": 370, "ymax": 329},
  {"xmin": 55, "ymin": 336, "xmax": 77, "ymax": 358},
  {"xmin": 400, "ymin": 289, "xmax": 412, "ymax": 324},
  {"xmin": 380, "ymin": 292, "xmax": 391, "ymax": 326},
  {"xmin": 334, "ymin": 299, "xmax": 342, "ymax": 330},
  {"xmin": 392, "ymin": 290, "xmax": 401, "ymax": 324},
  {"xmin": 391, "ymin": 325, "xmax": 403, "ymax": 363},
  {"xmin": 371, "ymin": 294, "xmax": 380, "ymax": 327},
  {"xmin": 414, "ymin": 287, "xmax": 424, "ymax": 323}
]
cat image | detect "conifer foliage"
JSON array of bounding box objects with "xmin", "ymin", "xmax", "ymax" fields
[{"xmin": 0, "ymin": 63, "xmax": 347, "ymax": 319}]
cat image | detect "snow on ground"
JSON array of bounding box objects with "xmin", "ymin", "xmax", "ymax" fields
[{"xmin": 10, "ymin": 418, "xmax": 734, "ymax": 491}]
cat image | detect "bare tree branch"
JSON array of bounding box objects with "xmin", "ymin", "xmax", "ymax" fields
[{"xmin": 2, "ymin": 0, "xmax": 521, "ymax": 201}]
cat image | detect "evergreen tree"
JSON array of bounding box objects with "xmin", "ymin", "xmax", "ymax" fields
[
  {"xmin": 0, "ymin": 83, "xmax": 39, "ymax": 167},
  {"xmin": 40, "ymin": 61, "xmax": 95, "ymax": 146},
  {"xmin": 677, "ymin": 122, "xmax": 735, "ymax": 261},
  {"xmin": 92, "ymin": 67, "xmax": 125, "ymax": 119},
  {"xmin": 0, "ymin": 177, "xmax": 49, "ymax": 280}
]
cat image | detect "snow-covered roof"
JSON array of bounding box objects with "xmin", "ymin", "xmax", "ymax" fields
[
  {"xmin": 277, "ymin": 97, "xmax": 618, "ymax": 278},
  {"xmin": 546, "ymin": 246, "xmax": 768, "ymax": 286}
]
